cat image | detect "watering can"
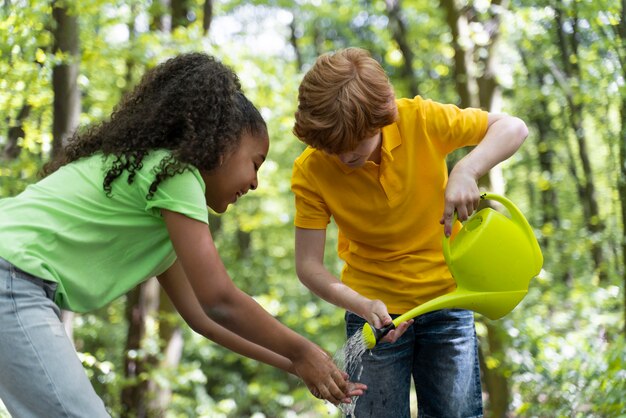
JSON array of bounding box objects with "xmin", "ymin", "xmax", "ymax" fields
[{"xmin": 362, "ymin": 192, "xmax": 543, "ymax": 349}]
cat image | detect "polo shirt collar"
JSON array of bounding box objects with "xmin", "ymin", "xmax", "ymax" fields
[{"xmin": 381, "ymin": 123, "xmax": 402, "ymax": 161}]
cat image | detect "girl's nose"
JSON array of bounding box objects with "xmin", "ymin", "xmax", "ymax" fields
[{"xmin": 250, "ymin": 177, "xmax": 258, "ymax": 191}]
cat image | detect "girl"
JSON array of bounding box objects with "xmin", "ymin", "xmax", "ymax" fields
[{"xmin": 0, "ymin": 52, "xmax": 363, "ymax": 417}]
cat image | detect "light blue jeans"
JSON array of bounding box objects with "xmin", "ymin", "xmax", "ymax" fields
[
  {"xmin": 346, "ymin": 309, "xmax": 483, "ymax": 418},
  {"xmin": 0, "ymin": 258, "xmax": 110, "ymax": 417}
]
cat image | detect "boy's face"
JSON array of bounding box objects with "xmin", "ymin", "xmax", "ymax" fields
[
  {"xmin": 335, "ymin": 131, "xmax": 382, "ymax": 168},
  {"xmin": 200, "ymin": 133, "xmax": 269, "ymax": 213}
]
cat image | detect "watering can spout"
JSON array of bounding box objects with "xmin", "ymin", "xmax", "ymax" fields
[{"xmin": 362, "ymin": 193, "xmax": 543, "ymax": 350}]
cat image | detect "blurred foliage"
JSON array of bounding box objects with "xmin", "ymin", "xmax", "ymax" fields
[{"xmin": 1, "ymin": 0, "xmax": 625, "ymax": 417}]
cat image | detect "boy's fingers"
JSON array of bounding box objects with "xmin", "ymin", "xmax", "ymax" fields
[
  {"xmin": 381, "ymin": 319, "xmax": 414, "ymax": 343},
  {"xmin": 445, "ymin": 216, "xmax": 453, "ymax": 237},
  {"xmin": 371, "ymin": 317, "xmax": 382, "ymax": 329},
  {"xmin": 442, "ymin": 204, "xmax": 455, "ymax": 236},
  {"xmin": 456, "ymin": 206, "xmax": 468, "ymax": 221}
]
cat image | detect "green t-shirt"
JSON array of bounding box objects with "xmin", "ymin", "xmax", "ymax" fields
[{"xmin": 0, "ymin": 150, "xmax": 209, "ymax": 312}]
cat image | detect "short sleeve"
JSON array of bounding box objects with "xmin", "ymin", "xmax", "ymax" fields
[
  {"xmin": 145, "ymin": 168, "xmax": 209, "ymax": 224},
  {"xmin": 291, "ymin": 160, "xmax": 331, "ymax": 229},
  {"xmin": 418, "ymin": 98, "xmax": 489, "ymax": 154}
]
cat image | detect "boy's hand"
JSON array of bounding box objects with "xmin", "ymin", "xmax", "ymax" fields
[
  {"xmin": 361, "ymin": 299, "xmax": 391, "ymax": 330},
  {"xmin": 440, "ymin": 166, "xmax": 480, "ymax": 236},
  {"xmin": 362, "ymin": 299, "xmax": 413, "ymax": 344}
]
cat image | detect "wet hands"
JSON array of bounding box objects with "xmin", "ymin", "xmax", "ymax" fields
[
  {"xmin": 440, "ymin": 166, "xmax": 481, "ymax": 237},
  {"xmin": 294, "ymin": 344, "xmax": 366, "ymax": 404},
  {"xmin": 309, "ymin": 372, "xmax": 367, "ymax": 403}
]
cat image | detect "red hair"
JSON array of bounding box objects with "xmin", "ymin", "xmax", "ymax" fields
[{"xmin": 293, "ymin": 48, "xmax": 397, "ymax": 154}]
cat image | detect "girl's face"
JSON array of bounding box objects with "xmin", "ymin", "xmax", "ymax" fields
[
  {"xmin": 201, "ymin": 133, "xmax": 269, "ymax": 213},
  {"xmin": 336, "ymin": 131, "xmax": 382, "ymax": 168}
]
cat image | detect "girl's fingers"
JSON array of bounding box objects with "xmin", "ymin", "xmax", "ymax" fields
[{"xmin": 327, "ymin": 382, "xmax": 347, "ymax": 405}]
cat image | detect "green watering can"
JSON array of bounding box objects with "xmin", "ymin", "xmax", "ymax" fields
[{"xmin": 362, "ymin": 193, "xmax": 543, "ymax": 349}]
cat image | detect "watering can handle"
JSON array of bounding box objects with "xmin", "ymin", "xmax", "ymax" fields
[
  {"xmin": 480, "ymin": 193, "xmax": 538, "ymax": 244},
  {"xmin": 442, "ymin": 192, "xmax": 538, "ymax": 268}
]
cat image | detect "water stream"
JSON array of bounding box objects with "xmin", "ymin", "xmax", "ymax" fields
[{"xmin": 333, "ymin": 331, "xmax": 369, "ymax": 417}]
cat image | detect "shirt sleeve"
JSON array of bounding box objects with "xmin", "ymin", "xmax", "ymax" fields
[
  {"xmin": 417, "ymin": 97, "xmax": 489, "ymax": 154},
  {"xmin": 145, "ymin": 167, "xmax": 209, "ymax": 224},
  {"xmin": 291, "ymin": 160, "xmax": 331, "ymax": 229}
]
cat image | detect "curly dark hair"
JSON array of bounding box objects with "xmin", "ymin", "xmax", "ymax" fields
[{"xmin": 44, "ymin": 52, "xmax": 267, "ymax": 198}]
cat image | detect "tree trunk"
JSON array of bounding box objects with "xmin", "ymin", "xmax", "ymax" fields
[
  {"xmin": 148, "ymin": 290, "xmax": 184, "ymax": 415},
  {"xmin": 478, "ymin": 321, "xmax": 510, "ymax": 418},
  {"xmin": 51, "ymin": 1, "xmax": 80, "ymax": 160},
  {"xmin": 519, "ymin": 50, "xmax": 560, "ymax": 248},
  {"xmin": 202, "ymin": 0, "xmax": 212, "ymax": 34},
  {"xmin": 618, "ymin": 0, "xmax": 626, "ymax": 335},
  {"xmin": 121, "ymin": 278, "xmax": 160, "ymax": 418},
  {"xmin": 312, "ymin": 20, "xmax": 324, "ymax": 58},
  {"xmin": 617, "ymin": 96, "xmax": 626, "ymax": 335},
  {"xmin": 171, "ymin": 0, "xmax": 190, "ymax": 29},
  {"xmin": 439, "ymin": 0, "xmax": 477, "ymax": 109},
  {"xmin": 383, "ymin": 0, "xmax": 419, "ymax": 97},
  {"xmin": 150, "ymin": 0, "xmax": 170, "ymax": 32},
  {"xmin": 553, "ymin": 5, "xmax": 606, "ymax": 282},
  {"xmin": 121, "ymin": 284, "xmax": 148, "ymax": 418},
  {"xmin": 289, "ymin": 15, "xmax": 303, "ymax": 71},
  {"xmin": 3, "ymin": 104, "xmax": 31, "ymax": 160},
  {"xmin": 439, "ymin": 0, "xmax": 479, "ymax": 169}
]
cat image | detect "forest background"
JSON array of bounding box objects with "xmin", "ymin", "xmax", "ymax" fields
[{"xmin": 1, "ymin": 0, "xmax": 625, "ymax": 417}]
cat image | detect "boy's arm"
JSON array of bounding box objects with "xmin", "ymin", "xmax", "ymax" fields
[
  {"xmin": 295, "ymin": 227, "xmax": 413, "ymax": 337},
  {"xmin": 157, "ymin": 260, "xmax": 295, "ymax": 375},
  {"xmin": 441, "ymin": 113, "xmax": 529, "ymax": 236},
  {"xmin": 162, "ymin": 209, "xmax": 361, "ymax": 405},
  {"xmin": 295, "ymin": 227, "xmax": 372, "ymax": 318}
]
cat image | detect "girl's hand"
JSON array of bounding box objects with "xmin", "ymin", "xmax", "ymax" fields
[
  {"xmin": 361, "ymin": 299, "xmax": 413, "ymax": 344},
  {"xmin": 309, "ymin": 372, "xmax": 368, "ymax": 403},
  {"xmin": 440, "ymin": 165, "xmax": 480, "ymax": 237},
  {"xmin": 293, "ymin": 344, "xmax": 365, "ymax": 404}
]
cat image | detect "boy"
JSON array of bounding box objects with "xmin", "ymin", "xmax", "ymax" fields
[{"xmin": 290, "ymin": 47, "xmax": 528, "ymax": 417}]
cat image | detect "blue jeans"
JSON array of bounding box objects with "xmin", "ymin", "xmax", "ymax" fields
[
  {"xmin": 345, "ymin": 309, "xmax": 483, "ymax": 418},
  {"xmin": 0, "ymin": 258, "xmax": 110, "ymax": 418}
]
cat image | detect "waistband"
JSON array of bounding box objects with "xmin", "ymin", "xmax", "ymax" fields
[{"xmin": 0, "ymin": 257, "xmax": 11, "ymax": 269}]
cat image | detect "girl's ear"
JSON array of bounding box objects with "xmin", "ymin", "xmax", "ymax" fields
[{"xmin": 218, "ymin": 154, "xmax": 225, "ymax": 167}]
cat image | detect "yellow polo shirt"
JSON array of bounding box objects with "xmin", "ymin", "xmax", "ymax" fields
[{"xmin": 291, "ymin": 96, "xmax": 489, "ymax": 314}]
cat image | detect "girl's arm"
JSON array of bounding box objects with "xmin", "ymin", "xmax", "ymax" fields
[
  {"xmin": 157, "ymin": 260, "xmax": 295, "ymax": 375},
  {"xmin": 441, "ymin": 113, "xmax": 529, "ymax": 236},
  {"xmin": 295, "ymin": 226, "xmax": 413, "ymax": 342},
  {"xmin": 162, "ymin": 209, "xmax": 363, "ymax": 405}
]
